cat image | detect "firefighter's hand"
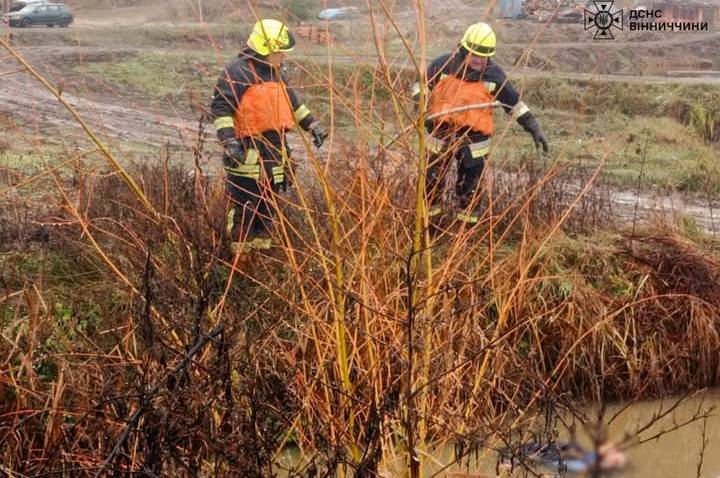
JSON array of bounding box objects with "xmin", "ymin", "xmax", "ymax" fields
[
  {"xmin": 310, "ymin": 122, "xmax": 328, "ymax": 149},
  {"xmin": 531, "ymin": 129, "xmax": 549, "ymax": 153},
  {"xmin": 223, "ymin": 139, "xmax": 244, "ymax": 162},
  {"xmin": 517, "ymin": 112, "xmax": 549, "ymax": 153}
]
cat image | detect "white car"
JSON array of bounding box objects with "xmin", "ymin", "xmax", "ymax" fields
[{"xmin": 318, "ymin": 6, "xmax": 361, "ymax": 20}]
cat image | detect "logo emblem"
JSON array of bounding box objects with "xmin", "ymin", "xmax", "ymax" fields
[{"xmin": 584, "ymin": 1, "xmax": 623, "ymax": 39}]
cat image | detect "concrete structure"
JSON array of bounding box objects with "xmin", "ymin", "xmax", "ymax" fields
[{"xmin": 294, "ymin": 24, "xmax": 330, "ymax": 45}]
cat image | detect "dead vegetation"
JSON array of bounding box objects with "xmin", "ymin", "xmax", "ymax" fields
[{"xmin": 2, "ymin": 139, "xmax": 720, "ymax": 476}]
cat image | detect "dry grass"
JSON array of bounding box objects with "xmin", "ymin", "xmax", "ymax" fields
[{"xmin": 2, "ymin": 149, "xmax": 719, "ymax": 476}]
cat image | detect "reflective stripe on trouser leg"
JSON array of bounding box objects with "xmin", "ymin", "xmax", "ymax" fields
[
  {"xmin": 253, "ymin": 140, "xmax": 289, "ymax": 188},
  {"xmin": 272, "ymin": 166, "xmax": 285, "ymax": 185},
  {"xmin": 248, "ymin": 237, "xmax": 272, "ymax": 250},
  {"xmin": 456, "ymin": 212, "xmax": 479, "ymax": 224},
  {"xmin": 428, "ymin": 206, "xmax": 443, "ymax": 217},
  {"xmin": 244, "ymin": 148, "xmax": 260, "ymax": 165},
  {"xmin": 225, "ymin": 171, "xmax": 267, "ymax": 240},
  {"xmin": 226, "ymin": 207, "xmax": 236, "ymax": 237},
  {"xmin": 456, "ymin": 147, "xmax": 486, "ymax": 225},
  {"xmin": 222, "ymin": 148, "xmax": 260, "ymax": 167},
  {"xmin": 227, "ymin": 139, "xmax": 287, "ymax": 247},
  {"xmin": 225, "ymin": 164, "xmax": 261, "ymax": 180},
  {"xmin": 426, "ymin": 151, "xmax": 450, "ymax": 216},
  {"xmin": 223, "ymin": 148, "xmax": 261, "ymax": 180},
  {"xmin": 426, "ymin": 134, "xmax": 445, "ymax": 155},
  {"xmin": 467, "ymin": 139, "xmax": 490, "ymax": 162},
  {"xmin": 230, "ymin": 237, "xmax": 273, "ymax": 254},
  {"xmin": 426, "ymin": 133, "xmax": 449, "ymax": 210}
]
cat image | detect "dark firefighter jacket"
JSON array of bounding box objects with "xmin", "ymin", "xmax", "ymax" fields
[
  {"xmin": 421, "ymin": 50, "xmax": 531, "ymax": 136},
  {"xmin": 210, "ymin": 49, "xmax": 316, "ymax": 144}
]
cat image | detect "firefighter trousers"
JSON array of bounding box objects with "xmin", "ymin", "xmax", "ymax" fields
[
  {"xmin": 425, "ymin": 130, "xmax": 490, "ymax": 225},
  {"xmin": 224, "ymin": 136, "xmax": 290, "ymax": 243}
]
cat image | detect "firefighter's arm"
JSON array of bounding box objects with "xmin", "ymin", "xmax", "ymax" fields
[
  {"xmin": 492, "ymin": 68, "xmax": 529, "ymax": 119},
  {"xmin": 286, "ymin": 88, "xmax": 317, "ymax": 131},
  {"xmin": 496, "ymin": 73, "xmax": 549, "ymax": 153},
  {"xmin": 288, "ymin": 87, "xmax": 326, "ymax": 148},
  {"xmin": 210, "ymin": 62, "xmax": 247, "ymax": 146}
]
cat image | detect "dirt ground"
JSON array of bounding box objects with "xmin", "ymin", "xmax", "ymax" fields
[{"xmin": 0, "ymin": 47, "xmax": 198, "ymax": 148}]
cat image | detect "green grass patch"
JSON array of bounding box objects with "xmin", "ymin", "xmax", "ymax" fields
[
  {"xmin": 75, "ymin": 50, "xmax": 223, "ymax": 98},
  {"xmin": 11, "ymin": 24, "xmax": 247, "ymax": 49},
  {"xmin": 519, "ymin": 77, "xmax": 720, "ymax": 143},
  {"xmin": 495, "ymin": 107, "xmax": 720, "ymax": 192},
  {"xmin": 60, "ymin": 44, "xmax": 720, "ymax": 192}
]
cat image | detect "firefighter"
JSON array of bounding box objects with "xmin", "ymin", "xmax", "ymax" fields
[
  {"xmin": 210, "ymin": 19, "xmax": 326, "ymax": 253},
  {"xmin": 415, "ymin": 22, "xmax": 548, "ymax": 232}
]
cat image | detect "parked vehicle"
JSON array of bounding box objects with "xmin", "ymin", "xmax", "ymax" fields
[
  {"xmin": 4, "ymin": 3, "xmax": 73, "ymax": 27},
  {"xmin": 317, "ymin": 6, "xmax": 361, "ymax": 20}
]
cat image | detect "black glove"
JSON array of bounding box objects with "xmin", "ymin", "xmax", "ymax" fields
[
  {"xmin": 223, "ymin": 138, "xmax": 244, "ymax": 163},
  {"xmin": 517, "ymin": 112, "xmax": 549, "ymax": 153},
  {"xmin": 309, "ymin": 122, "xmax": 328, "ymax": 149}
]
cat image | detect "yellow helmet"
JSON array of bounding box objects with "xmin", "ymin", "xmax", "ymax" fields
[
  {"xmin": 247, "ymin": 19, "xmax": 295, "ymax": 56},
  {"xmin": 460, "ymin": 22, "xmax": 496, "ymax": 57}
]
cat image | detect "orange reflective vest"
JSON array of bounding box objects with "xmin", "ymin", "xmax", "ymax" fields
[
  {"xmin": 234, "ymin": 79, "xmax": 295, "ymax": 138},
  {"xmin": 428, "ymin": 75, "xmax": 494, "ymax": 135}
]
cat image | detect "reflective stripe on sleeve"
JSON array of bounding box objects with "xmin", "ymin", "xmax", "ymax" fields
[
  {"xmin": 294, "ymin": 104, "xmax": 311, "ymax": 122},
  {"xmin": 510, "ymin": 101, "xmax": 530, "ymax": 119},
  {"xmin": 483, "ymin": 81, "xmax": 497, "ymax": 92},
  {"xmin": 214, "ymin": 116, "xmax": 235, "ymax": 130},
  {"xmin": 411, "ymin": 82, "xmax": 421, "ymax": 98}
]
